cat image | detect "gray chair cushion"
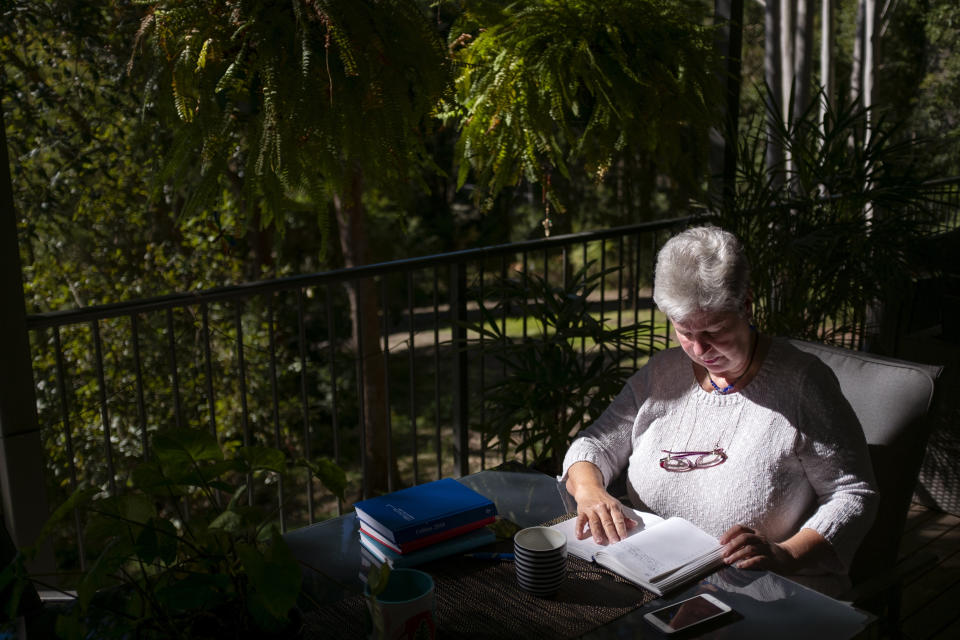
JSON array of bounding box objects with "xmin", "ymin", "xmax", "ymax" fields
[
  {"xmin": 789, "ymin": 339, "xmax": 943, "ymax": 586},
  {"xmin": 790, "ymin": 340, "xmax": 941, "ymax": 447}
]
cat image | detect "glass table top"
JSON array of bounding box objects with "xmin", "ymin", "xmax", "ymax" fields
[{"xmin": 284, "ymin": 467, "xmax": 875, "ymax": 638}]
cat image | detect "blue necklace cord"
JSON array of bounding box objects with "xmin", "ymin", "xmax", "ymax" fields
[{"xmin": 709, "ymin": 330, "xmax": 759, "ymax": 395}]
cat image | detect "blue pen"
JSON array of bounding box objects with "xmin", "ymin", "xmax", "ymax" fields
[{"xmin": 462, "ymin": 552, "xmax": 515, "ymax": 560}]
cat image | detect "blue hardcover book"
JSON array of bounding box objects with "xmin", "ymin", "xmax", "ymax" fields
[
  {"xmin": 359, "ymin": 526, "xmax": 496, "ymax": 568},
  {"xmin": 353, "ymin": 478, "xmax": 497, "ymax": 545}
]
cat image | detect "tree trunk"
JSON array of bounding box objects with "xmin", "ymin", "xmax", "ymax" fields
[
  {"xmin": 780, "ymin": 0, "xmax": 796, "ymax": 180},
  {"xmin": 863, "ymin": 0, "xmax": 877, "ymax": 228},
  {"xmin": 334, "ymin": 167, "xmax": 393, "ymax": 497},
  {"xmin": 779, "ymin": 0, "xmax": 795, "ymax": 120},
  {"xmin": 764, "ymin": 0, "xmax": 785, "ymax": 188},
  {"xmin": 819, "ymin": 0, "xmax": 835, "ymax": 138},
  {"xmin": 863, "ymin": 0, "xmax": 879, "ymax": 341},
  {"xmin": 793, "ymin": 0, "xmax": 813, "ymax": 120},
  {"xmin": 246, "ymin": 213, "xmax": 275, "ymax": 278},
  {"xmin": 851, "ymin": 0, "xmax": 865, "ymax": 107},
  {"xmin": 864, "ymin": 0, "xmax": 876, "ymax": 149}
]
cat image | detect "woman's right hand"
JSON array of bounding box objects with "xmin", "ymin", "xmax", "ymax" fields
[{"xmin": 565, "ymin": 461, "xmax": 637, "ymax": 544}]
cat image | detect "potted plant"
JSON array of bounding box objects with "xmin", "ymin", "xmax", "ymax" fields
[{"xmin": 2, "ymin": 428, "xmax": 346, "ymax": 639}]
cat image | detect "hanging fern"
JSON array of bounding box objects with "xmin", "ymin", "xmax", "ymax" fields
[
  {"xmin": 450, "ymin": 0, "xmax": 719, "ymax": 211},
  {"xmin": 135, "ymin": 0, "xmax": 452, "ymax": 232}
]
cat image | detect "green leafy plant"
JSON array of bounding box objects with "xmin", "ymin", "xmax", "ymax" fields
[
  {"xmin": 448, "ymin": 0, "xmax": 717, "ymax": 211},
  {"xmin": 2, "ymin": 428, "xmax": 346, "ymax": 639},
  {"xmin": 713, "ymin": 86, "xmax": 940, "ymax": 347},
  {"xmin": 468, "ymin": 263, "xmax": 662, "ymax": 474}
]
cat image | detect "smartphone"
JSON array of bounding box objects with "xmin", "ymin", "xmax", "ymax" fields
[{"xmin": 643, "ymin": 593, "xmax": 732, "ymax": 634}]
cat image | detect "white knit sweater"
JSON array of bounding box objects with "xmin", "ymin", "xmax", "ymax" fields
[{"xmin": 561, "ymin": 338, "xmax": 879, "ymax": 583}]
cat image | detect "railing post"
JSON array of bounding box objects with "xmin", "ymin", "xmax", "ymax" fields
[
  {"xmin": 450, "ymin": 262, "xmax": 469, "ymax": 477},
  {"xmin": 0, "ymin": 107, "xmax": 53, "ymax": 572}
]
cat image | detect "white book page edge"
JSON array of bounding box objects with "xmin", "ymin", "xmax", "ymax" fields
[{"xmin": 597, "ymin": 517, "xmax": 720, "ymax": 581}]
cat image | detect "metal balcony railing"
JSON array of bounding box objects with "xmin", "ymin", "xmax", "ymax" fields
[
  {"xmin": 24, "ymin": 218, "xmax": 692, "ymax": 566},
  {"xmin": 17, "ymin": 177, "xmax": 960, "ymax": 569},
  {"xmin": 921, "ymin": 177, "xmax": 960, "ymax": 232}
]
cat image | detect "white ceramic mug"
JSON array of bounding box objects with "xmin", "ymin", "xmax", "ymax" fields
[{"xmin": 365, "ymin": 568, "xmax": 437, "ymax": 640}]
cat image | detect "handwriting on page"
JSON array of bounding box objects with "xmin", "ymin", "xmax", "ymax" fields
[
  {"xmin": 602, "ymin": 517, "xmax": 720, "ymax": 579},
  {"xmin": 608, "ymin": 544, "xmax": 662, "ymax": 577}
]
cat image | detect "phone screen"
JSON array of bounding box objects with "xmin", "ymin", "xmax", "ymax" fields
[{"xmin": 651, "ymin": 595, "xmax": 727, "ymax": 631}]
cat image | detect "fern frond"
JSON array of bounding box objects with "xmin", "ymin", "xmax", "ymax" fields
[{"xmin": 139, "ymin": 0, "xmax": 450, "ymax": 237}]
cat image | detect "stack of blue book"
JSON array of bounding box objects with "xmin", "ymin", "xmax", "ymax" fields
[{"xmin": 354, "ymin": 478, "xmax": 498, "ymax": 568}]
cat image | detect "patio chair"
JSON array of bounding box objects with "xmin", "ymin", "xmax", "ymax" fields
[
  {"xmin": 563, "ymin": 339, "xmax": 943, "ymax": 634},
  {"xmin": 790, "ymin": 339, "xmax": 943, "ymax": 635}
]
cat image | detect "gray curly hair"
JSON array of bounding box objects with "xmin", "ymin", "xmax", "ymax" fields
[{"xmin": 652, "ymin": 225, "xmax": 751, "ymax": 323}]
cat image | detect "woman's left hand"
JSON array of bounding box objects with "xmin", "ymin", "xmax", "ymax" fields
[{"xmin": 719, "ymin": 525, "xmax": 799, "ymax": 573}]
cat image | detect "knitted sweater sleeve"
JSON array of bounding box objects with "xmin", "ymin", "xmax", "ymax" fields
[
  {"xmin": 559, "ymin": 370, "xmax": 646, "ymax": 487},
  {"xmin": 793, "ymin": 360, "xmax": 879, "ymax": 572}
]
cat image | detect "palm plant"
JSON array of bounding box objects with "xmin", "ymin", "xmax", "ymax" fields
[
  {"xmin": 712, "ymin": 87, "xmax": 940, "ymax": 347},
  {"xmin": 468, "ymin": 264, "xmax": 662, "ymax": 474}
]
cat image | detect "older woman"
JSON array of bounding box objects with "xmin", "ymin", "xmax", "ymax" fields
[{"xmin": 562, "ymin": 225, "xmax": 878, "ymax": 593}]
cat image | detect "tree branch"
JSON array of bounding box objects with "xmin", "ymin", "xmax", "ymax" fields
[{"xmin": 3, "ymin": 48, "xmax": 94, "ymax": 142}]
